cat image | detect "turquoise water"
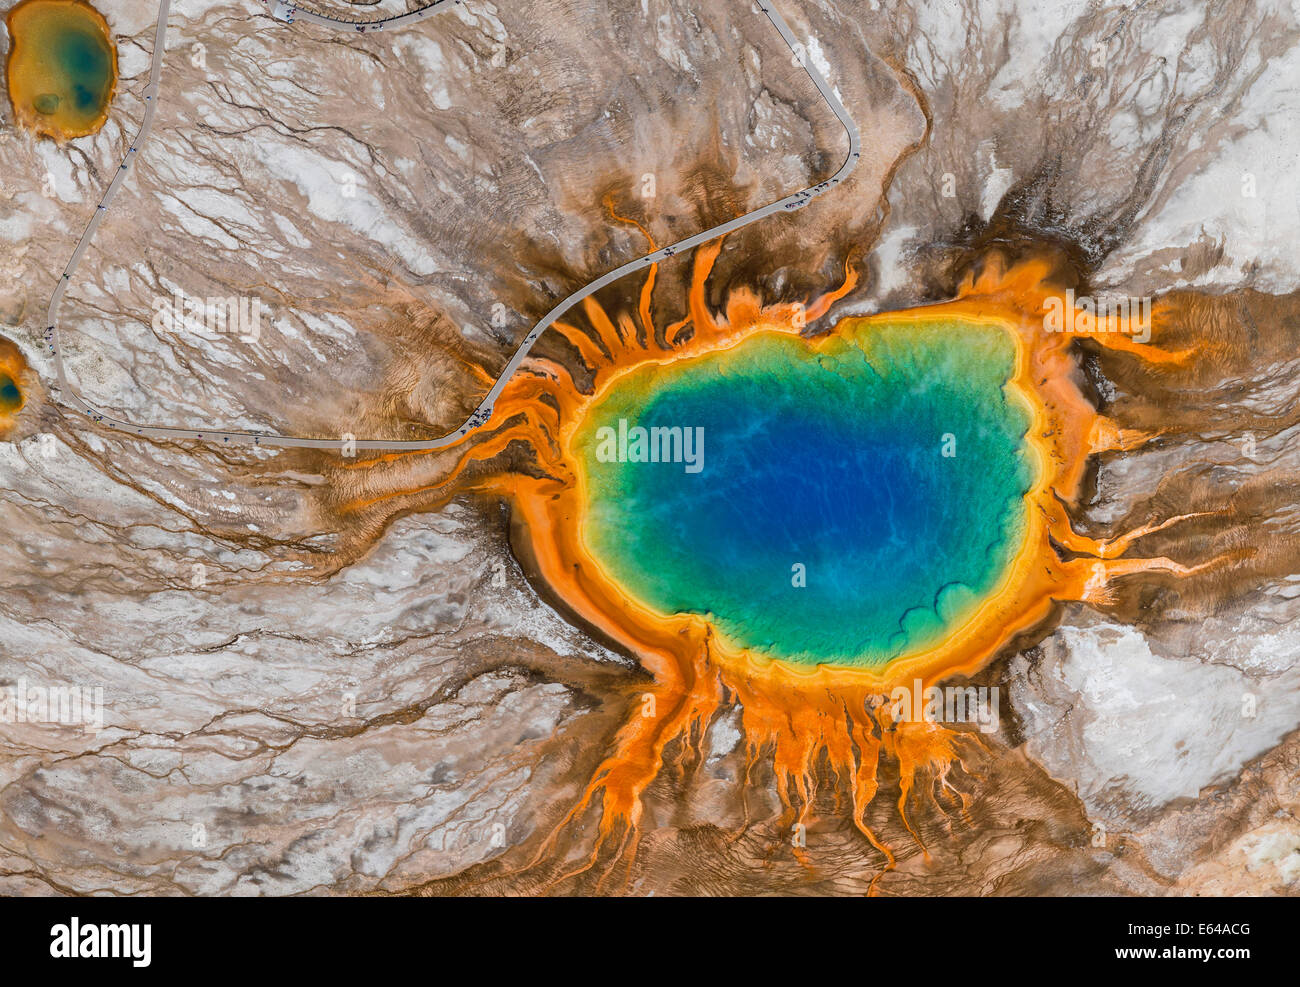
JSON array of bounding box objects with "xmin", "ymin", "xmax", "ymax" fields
[
  {"xmin": 574, "ymin": 321, "xmax": 1034, "ymax": 668},
  {"xmin": 55, "ymin": 22, "xmax": 112, "ymax": 114},
  {"xmin": 0, "ymin": 373, "xmax": 21, "ymax": 411}
]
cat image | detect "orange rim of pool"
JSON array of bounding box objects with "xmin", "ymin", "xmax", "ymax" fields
[{"xmin": 6, "ymin": 0, "xmax": 117, "ymax": 141}]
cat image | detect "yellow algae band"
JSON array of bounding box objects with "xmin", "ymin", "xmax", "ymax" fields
[{"xmin": 6, "ymin": 0, "xmax": 117, "ymax": 141}]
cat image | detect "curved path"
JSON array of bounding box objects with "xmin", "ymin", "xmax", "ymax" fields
[{"xmin": 47, "ymin": 0, "xmax": 860, "ymax": 451}]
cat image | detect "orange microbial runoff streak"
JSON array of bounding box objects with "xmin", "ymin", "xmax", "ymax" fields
[{"xmin": 367, "ymin": 242, "xmax": 1214, "ymax": 884}]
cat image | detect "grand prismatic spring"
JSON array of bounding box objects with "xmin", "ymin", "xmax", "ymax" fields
[
  {"xmin": 401, "ymin": 245, "xmax": 1215, "ymax": 879},
  {"xmin": 6, "ymin": 0, "xmax": 1298, "ymax": 902},
  {"xmin": 4, "ymin": 0, "xmax": 116, "ymax": 141},
  {"xmin": 573, "ymin": 319, "xmax": 1034, "ymax": 670}
]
